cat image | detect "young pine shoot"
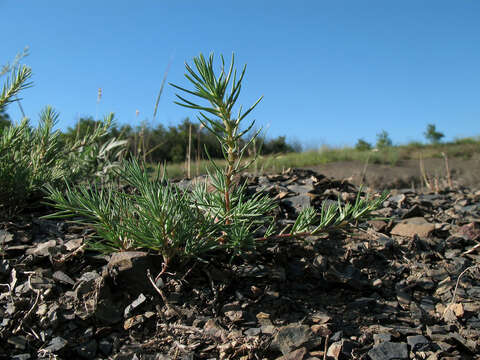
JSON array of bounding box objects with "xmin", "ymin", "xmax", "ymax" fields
[{"xmin": 171, "ymin": 53, "xmax": 263, "ymax": 219}]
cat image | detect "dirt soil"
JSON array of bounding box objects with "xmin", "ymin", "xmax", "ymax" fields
[{"xmin": 306, "ymin": 157, "xmax": 480, "ymax": 191}]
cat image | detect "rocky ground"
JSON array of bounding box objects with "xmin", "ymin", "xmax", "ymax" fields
[{"xmin": 0, "ymin": 168, "xmax": 479, "ymax": 359}]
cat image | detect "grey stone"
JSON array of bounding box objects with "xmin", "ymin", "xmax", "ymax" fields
[
  {"xmin": 450, "ymin": 332, "xmax": 477, "ymax": 353},
  {"xmin": 326, "ymin": 341, "xmax": 342, "ymax": 360},
  {"xmin": 96, "ymin": 298, "xmax": 123, "ymax": 325},
  {"xmin": 419, "ymin": 194, "xmax": 443, "ymax": 202},
  {"xmin": 375, "ymin": 235, "xmax": 394, "ymax": 250},
  {"xmin": 310, "ymin": 311, "xmax": 331, "ymax": 324},
  {"xmin": 0, "ymin": 229, "xmax": 13, "ymax": 243},
  {"xmin": 73, "ymin": 272, "xmax": 122, "ymax": 325},
  {"xmin": 203, "ymin": 319, "xmax": 227, "ymax": 341},
  {"xmin": 275, "ymin": 347, "xmax": 307, "ymax": 360},
  {"xmin": 43, "ymin": 336, "xmax": 68, "ymax": 353},
  {"xmin": 396, "ymin": 289, "xmax": 411, "ymax": 309},
  {"xmin": 63, "ymin": 237, "xmax": 83, "ymax": 251},
  {"xmin": 261, "ymin": 324, "xmax": 276, "ymax": 334},
  {"xmin": 426, "ymin": 324, "xmax": 452, "ymax": 337},
  {"xmin": 324, "ymin": 264, "xmax": 369, "ymax": 290},
  {"xmin": 401, "ymin": 204, "xmax": 423, "ymax": 219},
  {"xmin": 407, "ymin": 335, "xmax": 429, "ymax": 351},
  {"xmin": 373, "ymin": 333, "xmax": 392, "ymax": 345},
  {"xmin": 283, "ymin": 194, "xmax": 311, "ymax": 213},
  {"xmin": 83, "ymin": 327, "xmax": 94, "ymax": 338},
  {"xmin": 389, "ymin": 194, "xmax": 406, "ymax": 207},
  {"xmin": 26, "ymin": 239, "xmax": 57, "ymax": 257},
  {"xmin": 224, "ymin": 309, "xmax": 244, "ymax": 322},
  {"xmin": 0, "ymin": 259, "xmax": 10, "ymax": 275},
  {"xmin": 78, "ymin": 271, "xmax": 101, "ymax": 283},
  {"xmin": 98, "ymin": 339, "xmax": 113, "ymax": 356},
  {"xmin": 53, "ymin": 270, "xmax": 75, "ymax": 285},
  {"xmin": 46, "ymin": 303, "xmax": 61, "ymax": 328},
  {"xmin": 287, "ymin": 183, "xmax": 314, "ymax": 195},
  {"xmin": 272, "ymin": 324, "xmax": 315, "ymax": 355},
  {"xmin": 75, "ymin": 339, "xmax": 97, "ymax": 359},
  {"xmin": 244, "ymin": 327, "xmax": 261, "ymax": 337},
  {"xmin": 466, "ymin": 315, "xmax": 480, "ymax": 329},
  {"xmin": 11, "ymin": 354, "xmax": 31, "ymax": 360},
  {"xmin": 124, "ymin": 293, "xmax": 147, "ymax": 318},
  {"xmin": 368, "ymin": 342, "xmax": 408, "ymax": 360},
  {"xmin": 106, "ymin": 251, "xmax": 162, "ymax": 294},
  {"xmin": 8, "ymin": 336, "xmax": 27, "ymax": 350},
  {"xmin": 330, "ymin": 331, "xmax": 343, "ymax": 342}
]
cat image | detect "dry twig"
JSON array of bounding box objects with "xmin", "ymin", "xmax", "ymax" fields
[
  {"xmin": 147, "ymin": 269, "xmax": 180, "ymax": 317},
  {"xmin": 445, "ymin": 264, "xmax": 480, "ymax": 316}
]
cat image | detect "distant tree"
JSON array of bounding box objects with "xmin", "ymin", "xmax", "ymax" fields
[
  {"xmin": 424, "ymin": 123, "xmax": 444, "ymax": 144},
  {"xmin": 376, "ymin": 130, "xmax": 392, "ymax": 149},
  {"xmin": 355, "ymin": 138, "xmax": 372, "ymax": 151},
  {"xmin": 263, "ymin": 136, "xmax": 292, "ymax": 154}
]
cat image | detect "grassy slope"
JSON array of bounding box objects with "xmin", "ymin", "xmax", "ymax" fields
[{"xmin": 158, "ymin": 138, "xmax": 480, "ymax": 178}]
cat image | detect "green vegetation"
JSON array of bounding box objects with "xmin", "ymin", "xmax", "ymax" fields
[
  {"xmin": 170, "ymin": 53, "xmax": 265, "ymax": 220},
  {"xmin": 424, "ymin": 123, "xmax": 444, "ymax": 144},
  {"xmin": 42, "ymin": 53, "xmax": 386, "ymax": 269},
  {"xmin": 45, "ymin": 160, "xmax": 222, "ymax": 261},
  {"xmin": 376, "ymin": 130, "xmax": 393, "ymax": 149},
  {"xmin": 57, "ymin": 116, "xmax": 298, "ymax": 165},
  {"xmin": 355, "ymin": 138, "xmax": 372, "ymax": 151},
  {"xmin": 5, "ymin": 49, "xmax": 478, "ymax": 274},
  {"xmin": 0, "ymin": 64, "xmax": 126, "ymax": 218},
  {"xmin": 162, "ymin": 137, "xmax": 480, "ymax": 178},
  {"xmin": 170, "ymin": 52, "xmax": 278, "ymax": 250}
]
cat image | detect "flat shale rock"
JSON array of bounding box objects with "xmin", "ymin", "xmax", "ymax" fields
[
  {"xmin": 272, "ymin": 324, "xmax": 319, "ymax": 355},
  {"xmin": 390, "ymin": 217, "xmax": 435, "ymax": 238},
  {"xmin": 368, "ymin": 342, "xmax": 408, "ymax": 360},
  {"xmin": 106, "ymin": 251, "xmax": 163, "ymax": 295},
  {"xmin": 276, "ymin": 347, "xmax": 307, "ymax": 360},
  {"xmin": 283, "ymin": 194, "xmax": 311, "ymax": 214}
]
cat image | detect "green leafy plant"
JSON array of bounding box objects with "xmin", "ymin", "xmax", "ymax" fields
[{"xmin": 0, "ymin": 64, "xmax": 126, "ymax": 217}]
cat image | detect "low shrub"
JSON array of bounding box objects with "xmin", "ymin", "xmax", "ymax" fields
[{"xmin": 0, "ymin": 65, "xmax": 127, "ymax": 217}]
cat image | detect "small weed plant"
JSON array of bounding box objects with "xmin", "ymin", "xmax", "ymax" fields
[{"xmin": 45, "ymin": 53, "xmax": 387, "ymax": 270}]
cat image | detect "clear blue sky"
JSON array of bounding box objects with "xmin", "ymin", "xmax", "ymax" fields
[{"xmin": 3, "ymin": 1, "xmax": 480, "ymax": 148}]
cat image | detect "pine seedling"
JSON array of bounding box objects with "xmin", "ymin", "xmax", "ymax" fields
[
  {"xmin": 171, "ymin": 53, "xmax": 277, "ymax": 251},
  {"xmin": 171, "ymin": 53, "xmax": 263, "ymax": 218},
  {"xmin": 288, "ymin": 189, "xmax": 389, "ymax": 237},
  {"xmin": 44, "ymin": 159, "xmax": 222, "ymax": 265}
]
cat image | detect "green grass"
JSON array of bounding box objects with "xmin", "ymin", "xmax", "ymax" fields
[{"xmin": 159, "ymin": 138, "xmax": 480, "ymax": 178}]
